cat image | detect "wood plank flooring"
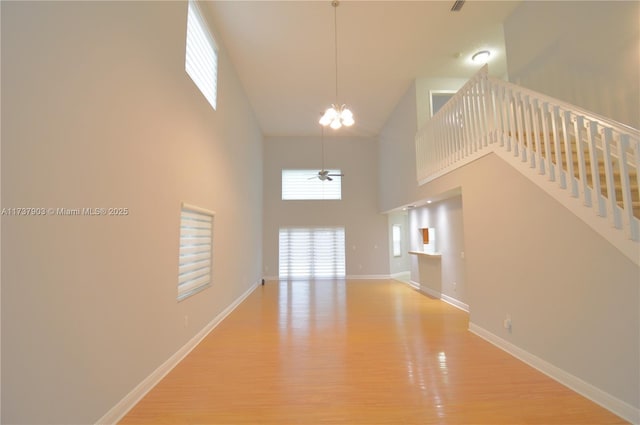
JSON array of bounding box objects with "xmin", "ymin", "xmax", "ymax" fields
[{"xmin": 120, "ymin": 279, "xmax": 628, "ymax": 424}]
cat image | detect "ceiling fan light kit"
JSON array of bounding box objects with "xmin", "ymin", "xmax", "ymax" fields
[{"xmin": 319, "ymin": 0, "xmax": 354, "ymax": 130}]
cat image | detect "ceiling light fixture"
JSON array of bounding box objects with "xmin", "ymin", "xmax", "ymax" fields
[
  {"xmin": 319, "ymin": 0, "xmax": 354, "ymax": 130},
  {"xmin": 471, "ymin": 50, "xmax": 491, "ymax": 64}
]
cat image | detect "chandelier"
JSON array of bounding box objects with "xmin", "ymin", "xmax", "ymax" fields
[{"xmin": 319, "ymin": 1, "xmax": 354, "ymax": 130}]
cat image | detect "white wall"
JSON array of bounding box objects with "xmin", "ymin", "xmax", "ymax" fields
[
  {"xmin": 263, "ymin": 136, "xmax": 389, "ymax": 279},
  {"xmin": 378, "ymin": 82, "xmax": 418, "ymax": 213},
  {"xmin": 1, "ymin": 2, "xmax": 263, "ymax": 424},
  {"xmin": 409, "ymin": 196, "xmax": 467, "ymax": 305},
  {"xmin": 459, "ymin": 155, "xmax": 639, "ymax": 411},
  {"xmin": 504, "ymin": 1, "xmax": 640, "ymax": 129}
]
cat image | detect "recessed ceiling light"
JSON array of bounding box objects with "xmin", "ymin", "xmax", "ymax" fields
[
  {"xmin": 427, "ymin": 200, "xmax": 432, "ymax": 204},
  {"xmin": 472, "ymin": 50, "xmax": 491, "ymax": 64}
]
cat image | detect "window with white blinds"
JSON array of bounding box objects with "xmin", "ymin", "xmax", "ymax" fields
[
  {"xmin": 392, "ymin": 224, "xmax": 402, "ymax": 257},
  {"xmin": 186, "ymin": 0, "xmax": 218, "ymax": 110},
  {"xmin": 178, "ymin": 203, "xmax": 214, "ymax": 301},
  {"xmin": 281, "ymin": 169, "xmax": 342, "ymax": 200},
  {"xmin": 279, "ymin": 227, "xmax": 346, "ymax": 279}
]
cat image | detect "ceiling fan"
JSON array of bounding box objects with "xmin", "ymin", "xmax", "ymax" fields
[{"xmin": 310, "ymin": 126, "xmax": 344, "ymax": 182}]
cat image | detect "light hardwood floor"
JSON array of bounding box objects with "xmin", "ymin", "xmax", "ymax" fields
[{"xmin": 120, "ymin": 279, "xmax": 628, "ymax": 424}]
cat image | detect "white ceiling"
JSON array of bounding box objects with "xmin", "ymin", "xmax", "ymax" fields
[{"xmin": 204, "ymin": 1, "xmax": 521, "ymax": 138}]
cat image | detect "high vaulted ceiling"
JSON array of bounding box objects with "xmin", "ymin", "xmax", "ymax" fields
[{"xmin": 204, "ymin": 1, "xmax": 520, "ymax": 138}]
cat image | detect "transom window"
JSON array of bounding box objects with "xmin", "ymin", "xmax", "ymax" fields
[
  {"xmin": 185, "ymin": 0, "xmax": 218, "ymax": 110},
  {"xmin": 282, "ymin": 169, "xmax": 342, "ymax": 200}
]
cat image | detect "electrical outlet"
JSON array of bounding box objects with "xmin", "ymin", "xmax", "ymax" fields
[
  {"xmin": 453, "ymin": 282, "xmax": 457, "ymax": 292},
  {"xmin": 503, "ymin": 314, "xmax": 512, "ymax": 332},
  {"xmin": 184, "ymin": 315, "xmax": 189, "ymax": 328}
]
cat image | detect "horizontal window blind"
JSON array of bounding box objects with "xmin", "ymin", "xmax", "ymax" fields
[
  {"xmin": 392, "ymin": 224, "xmax": 402, "ymax": 257},
  {"xmin": 282, "ymin": 169, "xmax": 342, "ymax": 200},
  {"xmin": 178, "ymin": 204, "xmax": 214, "ymax": 301},
  {"xmin": 186, "ymin": 0, "xmax": 218, "ymax": 110},
  {"xmin": 279, "ymin": 227, "xmax": 345, "ymax": 279}
]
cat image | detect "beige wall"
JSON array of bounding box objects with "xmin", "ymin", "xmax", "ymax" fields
[
  {"xmin": 504, "ymin": 1, "xmax": 640, "ymax": 129},
  {"xmin": 1, "ymin": 2, "xmax": 263, "ymax": 423},
  {"xmin": 263, "ymin": 136, "xmax": 389, "ymax": 278}
]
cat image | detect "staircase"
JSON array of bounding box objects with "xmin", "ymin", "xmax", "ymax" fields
[{"xmin": 415, "ymin": 66, "xmax": 640, "ymax": 264}]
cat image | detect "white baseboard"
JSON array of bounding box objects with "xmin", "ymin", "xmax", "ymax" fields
[
  {"xmin": 441, "ymin": 293, "xmax": 469, "ymax": 312},
  {"xmin": 346, "ymin": 274, "xmax": 391, "ymax": 280},
  {"xmin": 263, "ymin": 275, "xmax": 392, "ymax": 282},
  {"xmin": 390, "ymin": 271, "xmax": 410, "ymax": 279},
  {"xmin": 406, "ymin": 279, "xmax": 420, "ymax": 290},
  {"xmin": 408, "ymin": 281, "xmax": 469, "ymax": 312},
  {"xmin": 95, "ymin": 281, "xmax": 259, "ymax": 425},
  {"xmin": 469, "ymin": 322, "xmax": 640, "ymax": 424},
  {"xmin": 409, "ymin": 280, "xmax": 440, "ymax": 298}
]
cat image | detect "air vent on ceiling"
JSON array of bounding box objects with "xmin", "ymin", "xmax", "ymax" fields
[{"xmin": 450, "ymin": 0, "xmax": 465, "ymax": 12}]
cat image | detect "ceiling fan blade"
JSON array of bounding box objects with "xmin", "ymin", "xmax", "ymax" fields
[
  {"xmin": 327, "ymin": 173, "xmax": 344, "ymax": 177},
  {"xmin": 326, "ymin": 176, "xmax": 333, "ymax": 181}
]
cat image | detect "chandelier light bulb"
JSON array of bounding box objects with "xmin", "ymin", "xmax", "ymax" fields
[{"xmin": 320, "ymin": 104, "xmax": 354, "ymax": 129}]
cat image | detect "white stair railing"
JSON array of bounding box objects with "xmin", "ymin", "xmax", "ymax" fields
[{"xmin": 416, "ymin": 65, "xmax": 640, "ymax": 245}]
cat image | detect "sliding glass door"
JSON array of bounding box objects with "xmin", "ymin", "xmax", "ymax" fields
[{"xmin": 278, "ymin": 227, "xmax": 346, "ymax": 279}]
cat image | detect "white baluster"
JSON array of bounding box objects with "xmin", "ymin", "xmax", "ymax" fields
[
  {"xmin": 601, "ymin": 128, "xmax": 621, "ymax": 228},
  {"xmin": 515, "ymin": 93, "xmax": 526, "ymax": 162},
  {"xmin": 531, "ymin": 99, "xmax": 544, "ymax": 174},
  {"xmin": 617, "ymin": 134, "xmax": 639, "ymax": 241},
  {"xmin": 509, "ymin": 89, "xmax": 518, "ymax": 157},
  {"xmin": 574, "ymin": 116, "xmax": 591, "ymax": 207},
  {"xmin": 523, "ymin": 95, "xmax": 536, "ymax": 168},
  {"xmin": 497, "ymin": 85, "xmax": 506, "ymax": 148},
  {"xmin": 561, "ymin": 110, "xmax": 578, "ymax": 197},
  {"xmin": 479, "ymin": 75, "xmax": 488, "ymax": 147},
  {"xmin": 550, "ymin": 106, "xmax": 566, "ymax": 189},
  {"xmin": 503, "ymin": 88, "xmax": 513, "ymax": 152},
  {"xmin": 473, "ymin": 84, "xmax": 483, "ymax": 152},
  {"xmin": 540, "ymin": 102, "xmax": 554, "ymax": 180},
  {"xmin": 586, "ymin": 121, "xmax": 605, "ymax": 216},
  {"xmin": 463, "ymin": 91, "xmax": 473, "ymax": 155}
]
